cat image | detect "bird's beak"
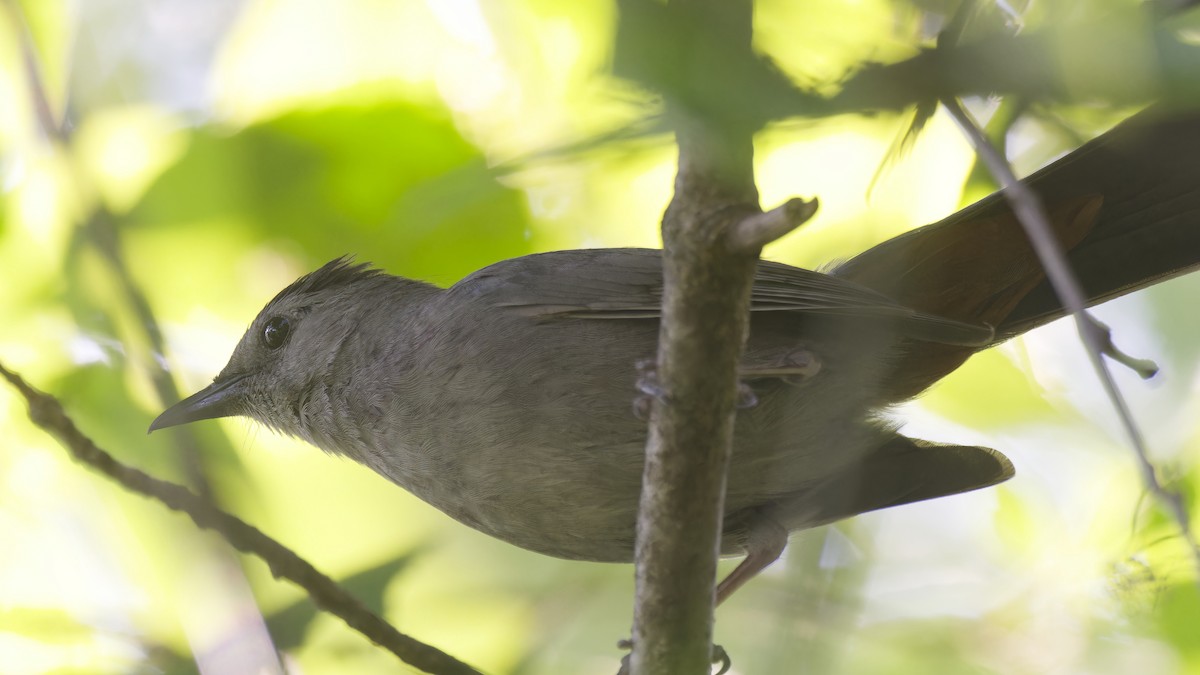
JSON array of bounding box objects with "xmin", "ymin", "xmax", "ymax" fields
[{"xmin": 148, "ymin": 372, "xmax": 250, "ymax": 433}]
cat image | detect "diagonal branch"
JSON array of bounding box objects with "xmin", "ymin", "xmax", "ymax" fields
[
  {"xmin": 0, "ymin": 361, "xmax": 484, "ymax": 675},
  {"xmin": 942, "ymin": 99, "xmax": 1200, "ymax": 576}
]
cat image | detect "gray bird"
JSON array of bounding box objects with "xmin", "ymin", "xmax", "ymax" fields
[{"xmin": 150, "ymin": 108, "xmax": 1200, "ymax": 602}]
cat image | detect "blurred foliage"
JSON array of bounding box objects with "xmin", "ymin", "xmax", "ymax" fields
[
  {"xmin": 129, "ymin": 101, "xmax": 536, "ymax": 282},
  {"xmin": 0, "ymin": 0, "xmax": 1198, "ymax": 674}
]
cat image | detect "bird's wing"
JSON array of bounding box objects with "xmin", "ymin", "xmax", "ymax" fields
[{"xmin": 451, "ymin": 247, "xmax": 993, "ymax": 347}]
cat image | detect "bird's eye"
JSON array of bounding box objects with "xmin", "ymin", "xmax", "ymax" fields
[{"xmin": 262, "ymin": 317, "xmax": 291, "ymax": 350}]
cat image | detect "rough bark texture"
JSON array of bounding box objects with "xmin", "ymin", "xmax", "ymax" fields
[
  {"xmin": 631, "ymin": 128, "xmax": 761, "ymax": 675},
  {"xmin": 628, "ymin": 1, "xmax": 774, "ymax": 672}
]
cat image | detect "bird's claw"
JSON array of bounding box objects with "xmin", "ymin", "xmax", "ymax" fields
[
  {"xmin": 616, "ymin": 639, "xmax": 632, "ymax": 675},
  {"xmin": 736, "ymin": 382, "xmax": 759, "ymax": 409},
  {"xmin": 781, "ymin": 348, "xmax": 821, "ymax": 385},
  {"xmin": 712, "ymin": 644, "xmax": 731, "ymax": 675},
  {"xmin": 633, "ymin": 359, "xmax": 666, "ymax": 420},
  {"xmin": 614, "ymin": 639, "xmax": 731, "ymax": 675}
]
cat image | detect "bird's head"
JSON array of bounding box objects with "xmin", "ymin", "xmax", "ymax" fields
[{"xmin": 149, "ymin": 257, "xmax": 385, "ymax": 436}]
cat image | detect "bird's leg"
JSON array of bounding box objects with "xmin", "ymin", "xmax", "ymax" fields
[
  {"xmin": 739, "ymin": 347, "xmax": 822, "ymax": 386},
  {"xmin": 716, "ymin": 515, "xmax": 788, "ymax": 605}
]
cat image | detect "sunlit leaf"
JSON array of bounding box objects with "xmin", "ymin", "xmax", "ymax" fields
[{"xmin": 130, "ymin": 101, "xmax": 536, "ymax": 283}]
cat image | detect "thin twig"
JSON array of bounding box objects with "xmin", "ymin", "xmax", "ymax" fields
[
  {"xmin": 0, "ymin": 361, "xmax": 483, "ymax": 675},
  {"xmin": 943, "ymin": 99, "xmax": 1200, "ymax": 574},
  {"xmin": 727, "ymin": 197, "xmax": 819, "ymax": 251},
  {"xmin": 1, "ymin": 0, "xmax": 63, "ymax": 140}
]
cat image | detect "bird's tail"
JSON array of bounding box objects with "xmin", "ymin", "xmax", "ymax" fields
[{"xmin": 835, "ymin": 106, "xmax": 1200, "ymax": 399}]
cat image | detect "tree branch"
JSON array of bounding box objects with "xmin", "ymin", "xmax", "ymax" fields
[
  {"xmin": 0, "ymin": 362, "xmax": 483, "ymax": 675},
  {"xmin": 619, "ymin": 1, "xmax": 815, "ymax": 673}
]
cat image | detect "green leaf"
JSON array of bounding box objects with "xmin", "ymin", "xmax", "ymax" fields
[
  {"xmin": 1158, "ymin": 582, "xmax": 1200, "ymax": 657},
  {"xmin": 130, "ymin": 100, "xmax": 536, "ymax": 283},
  {"xmin": 264, "ymin": 551, "xmax": 422, "ymax": 651},
  {"xmin": 921, "ymin": 349, "xmax": 1057, "ymax": 429}
]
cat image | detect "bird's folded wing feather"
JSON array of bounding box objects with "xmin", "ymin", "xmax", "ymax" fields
[{"xmin": 451, "ymin": 248, "xmax": 994, "ymax": 347}]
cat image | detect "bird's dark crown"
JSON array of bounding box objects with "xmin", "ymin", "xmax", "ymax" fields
[{"xmin": 264, "ymin": 256, "xmax": 383, "ymax": 312}]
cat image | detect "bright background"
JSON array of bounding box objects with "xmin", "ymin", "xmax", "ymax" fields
[{"xmin": 1, "ymin": 0, "xmax": 1198, "ymax": 673}]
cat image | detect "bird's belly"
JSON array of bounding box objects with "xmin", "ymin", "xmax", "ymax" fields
[
  {"xmin": 371, "ymin": 438, "xmax": 645, "ymax": 562},
  {"xmin": 367, "ymin": 388, "xmax": 883, "ymax": 563}
]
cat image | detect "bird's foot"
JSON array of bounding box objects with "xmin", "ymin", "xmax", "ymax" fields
[
  {"xmin": 632, "ymin": 358, "xmax": 665, "ymax": 420},
  {"xmin": 735, "ymin": 381, "xmax": 759, "ymax": 409},
  {"xmin": 615, "ymin": 639, "xmax": 731, "ymax": 675},
  {"xmin": 712, "ymin": 644, "xmax": 732, "ymax": 674},
  {"xmin": 779, "ymin": 348, "xmax": 821, "ymax": 385},
  {"xmin": 633, "ymin": 359, "xmax": 759, "ymax": 420}
]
